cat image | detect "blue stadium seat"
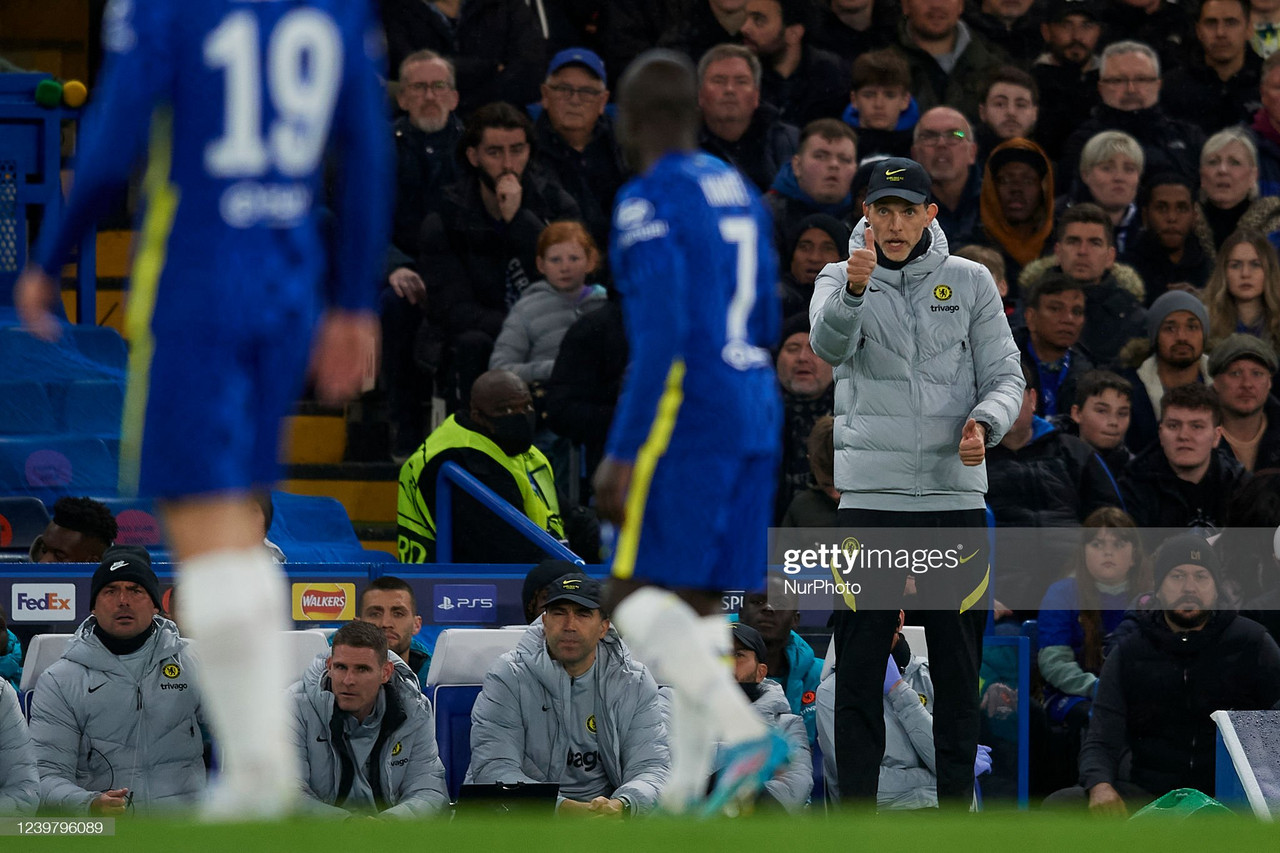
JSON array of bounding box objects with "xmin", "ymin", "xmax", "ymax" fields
[
  {"xmin": 0, "ymin": 495, "xmax": 50, "ymax": 554},
  {"xmin": 0, "ymin": 327, "xmax": 113, "ymax": 384},
  {"xmin": 0, "ymin": 381, "xmax": 56, "ymax": 434},
  {"xmin": 269, "ymin": 491, "xmax": 385, "ymax": 562},
  {"xmin": 428, "ymin": 683, "xmax": 483, "ymax": 801},
  {"xmin": 63, "ymin": 379, "xmax": 124, "ymax": 437},
  {"xmin": 0, "ymin": 436, "xmax": 117, "ymax": 498},
  {"xmin": 67, "ymin": 325, "xmax": 127, "ymax": 372}
]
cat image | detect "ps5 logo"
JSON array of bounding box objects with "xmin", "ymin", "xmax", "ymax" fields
[{"xmin": 434, "ymin": 584, "xmax": 499, "ymax": 623}]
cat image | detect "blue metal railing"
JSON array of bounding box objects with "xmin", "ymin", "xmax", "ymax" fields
[
  {"xmin": 0, "ymin": 73, "xmax": 94, "ymax": 320},
  {"xmin": 434, "ymin": 461, "xmax": 581, "ymax": 565}
]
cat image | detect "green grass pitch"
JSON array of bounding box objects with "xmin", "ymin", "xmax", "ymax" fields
[{"xmin": 38, "ymin": 810, "xmax": 1280, "ymax": 853}]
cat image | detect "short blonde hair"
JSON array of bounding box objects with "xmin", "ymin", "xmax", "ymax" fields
[
  {"xmin": 1080, "ymin": 131, "xmax": 1144, "ymax": 176},
  {"xmin": 1201, "ymin": 127, "xmax": 1260, "ymax": 201}
]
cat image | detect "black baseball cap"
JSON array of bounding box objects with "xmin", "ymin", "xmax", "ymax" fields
[
  {"xmin": 543, "ymin": 573, "xmax": 603, "ymax": 610},
  {"xmin": 864, "ymin": 157, "xmax": 931, "ymax": 205},
  {"xmin": 1046, "ymin": 0, "xmax": 1100, "ymax": 23},
  {"xmin": 731, "ymin": 622, "xmax": 768, "ymax": 663}
]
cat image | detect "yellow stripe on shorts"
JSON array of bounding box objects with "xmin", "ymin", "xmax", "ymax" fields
[
  {"xmin": 118, "ymin": 106, "xmax": 180, "ymax": 497},
  {"xmin": 611, "ymin": 359, "xmax": 686, "ymax": 580}
]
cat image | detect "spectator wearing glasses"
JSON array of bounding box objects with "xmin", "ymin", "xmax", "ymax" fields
[
  {"xmin": 1059, "ymin": 40, "xmax": 1206, "ymax": 187},
  {"xmin": 379, "ymin": 0, "xmax": 547, "ymax": 115},
  {"xmin": 533, "ymin": 49, "xmax": 627, "ymax": 249},
  {"xmin": 384, "ymin": 50, "xmax": 463, "ymax": 460},
  {"xmin": 911, "ymin": 107, "xmax": 983, "ymax": 245},
  {"xmin": 29, "ymin": 547, "xmax": 204, "ymax": 815}
]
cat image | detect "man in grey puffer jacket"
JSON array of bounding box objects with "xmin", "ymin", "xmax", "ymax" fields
[
  {"xmin": 29, "ymin": 546, "xmax": 204, "ymax": 815},
  {"xmin": 289, "ymin": 621, "xmax": 448, "ymax": 818},
  {"xmin": 809, "ymin": 157, "xmax": 1023, "ymax": 809},
  {"xmin": 0, "ymin": 679, "xmax": 38, "ymax": 815},
  {"xmin": 468, "ymin": 574, "xmax": 669, "ymax": 816}
]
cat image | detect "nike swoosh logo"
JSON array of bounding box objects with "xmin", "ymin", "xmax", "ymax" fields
[
  {"xmin": 868, "ymin": 286, "xmax": 882, "ymax": 292},
  {"xmin": 957, "ymin": 549, "xmax": 982, "ymax": 564},
  {"xmin": 885, "ymin": 168, "xmax": 906, "ymax": 176},
  {"xmin": 542, "ymin": 706, "xmax": 550, "ymax": 712},
  {"xmin": 316, "ymin": 736, "xmax": 328, "ymax": 742},
  {"xmin": 88, "ymin": 683, "xmax": 106, "ymax": 693},
  {"xmin": 108, "ymin": 560, "xmax": 128, "ymax": 571}
]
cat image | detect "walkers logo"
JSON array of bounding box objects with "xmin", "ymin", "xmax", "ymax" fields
[
  {"xmin": 433, "ymin": 584, "xmax": 498, "ymax": 623},
  {"xmin": 291, "ymin": 583, "xmax": 355, "ymax": 621},
  {"xmin": 11, "ymin": 584, "xmax": 77, "ymax": 621}
]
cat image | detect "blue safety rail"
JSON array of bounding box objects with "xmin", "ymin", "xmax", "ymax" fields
[
  {"xmin": 0, "ymin": 73, "xmax": 95, "ymax": 321},
  {"xmin": 434, "ymin": 461, "xmax": 582, "ymax": 565}
]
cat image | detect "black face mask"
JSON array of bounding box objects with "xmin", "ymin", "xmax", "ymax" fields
[{"xmin": 490, "ymin": 411, "xmax": 536, "ymax": 455}]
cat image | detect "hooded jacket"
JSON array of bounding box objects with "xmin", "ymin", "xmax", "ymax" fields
[
  {"xmin": 979, "ymin": 138, "xmax": 1055, "ymax": 271},
  {"xmin": 0, "ymin": 679, "xmax": 38, "ymax": 815},
  {"xmin": 289, "ymin": 652, "xmax": 448, "ymax": 818},
  {"xmin": 1018, "ymin": 258, "xmax": 1147, "ymax": 370},
  {"xmin": 489, "ymin": 280, "xmax": 609, "ymax": 384},
  {"xmin": 28, "ymin": 617, "xmax": 203, "ymax": 814},
  {"xmin": 810, "ymin": 219, "xmax": 1024, "ymax": 510},
  {"xmin": 1080, "ymin": 607, "xmax": 1280, "ymax": 797},
  {"xmin": 467, "ymin": 620, "xmax": 669, "ymax": 814}
]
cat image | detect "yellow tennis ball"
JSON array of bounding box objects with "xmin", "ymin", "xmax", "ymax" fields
[{"xmin": 62, "ymin": 79, "xmax": 88, "ymax": 108}]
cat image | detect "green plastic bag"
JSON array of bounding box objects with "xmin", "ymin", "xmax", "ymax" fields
[{"xmin": 1131, "ymin": 788, "xmax": 1235, "ymax": 819}]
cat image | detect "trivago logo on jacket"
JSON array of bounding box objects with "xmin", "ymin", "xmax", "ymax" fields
[{"xmin": 291, "ymin": 582, "xmax": 355, "ymax": 621}]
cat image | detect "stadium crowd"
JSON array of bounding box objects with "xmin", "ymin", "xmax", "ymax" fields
[{"xmin": 10, "ymin": 0, "xmax": 1280, "ymax": 819}]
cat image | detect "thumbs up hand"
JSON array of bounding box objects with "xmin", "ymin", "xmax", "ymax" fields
[
  {"xmin": 959, "ymin": 418, "xmax": 987, "ymax": 466},
  {"xmin": 845, "ymin": 223, "xmax": 878, "ymax": 297}
]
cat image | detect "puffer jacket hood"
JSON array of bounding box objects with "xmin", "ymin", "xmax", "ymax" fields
[
  {"xmin": 290, "ymin": 649, "xmax": 447, "ymax": 818},
  {"xmin": 1019, "ymin": 255, "xmax": 1147, "ymax": 304}
]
